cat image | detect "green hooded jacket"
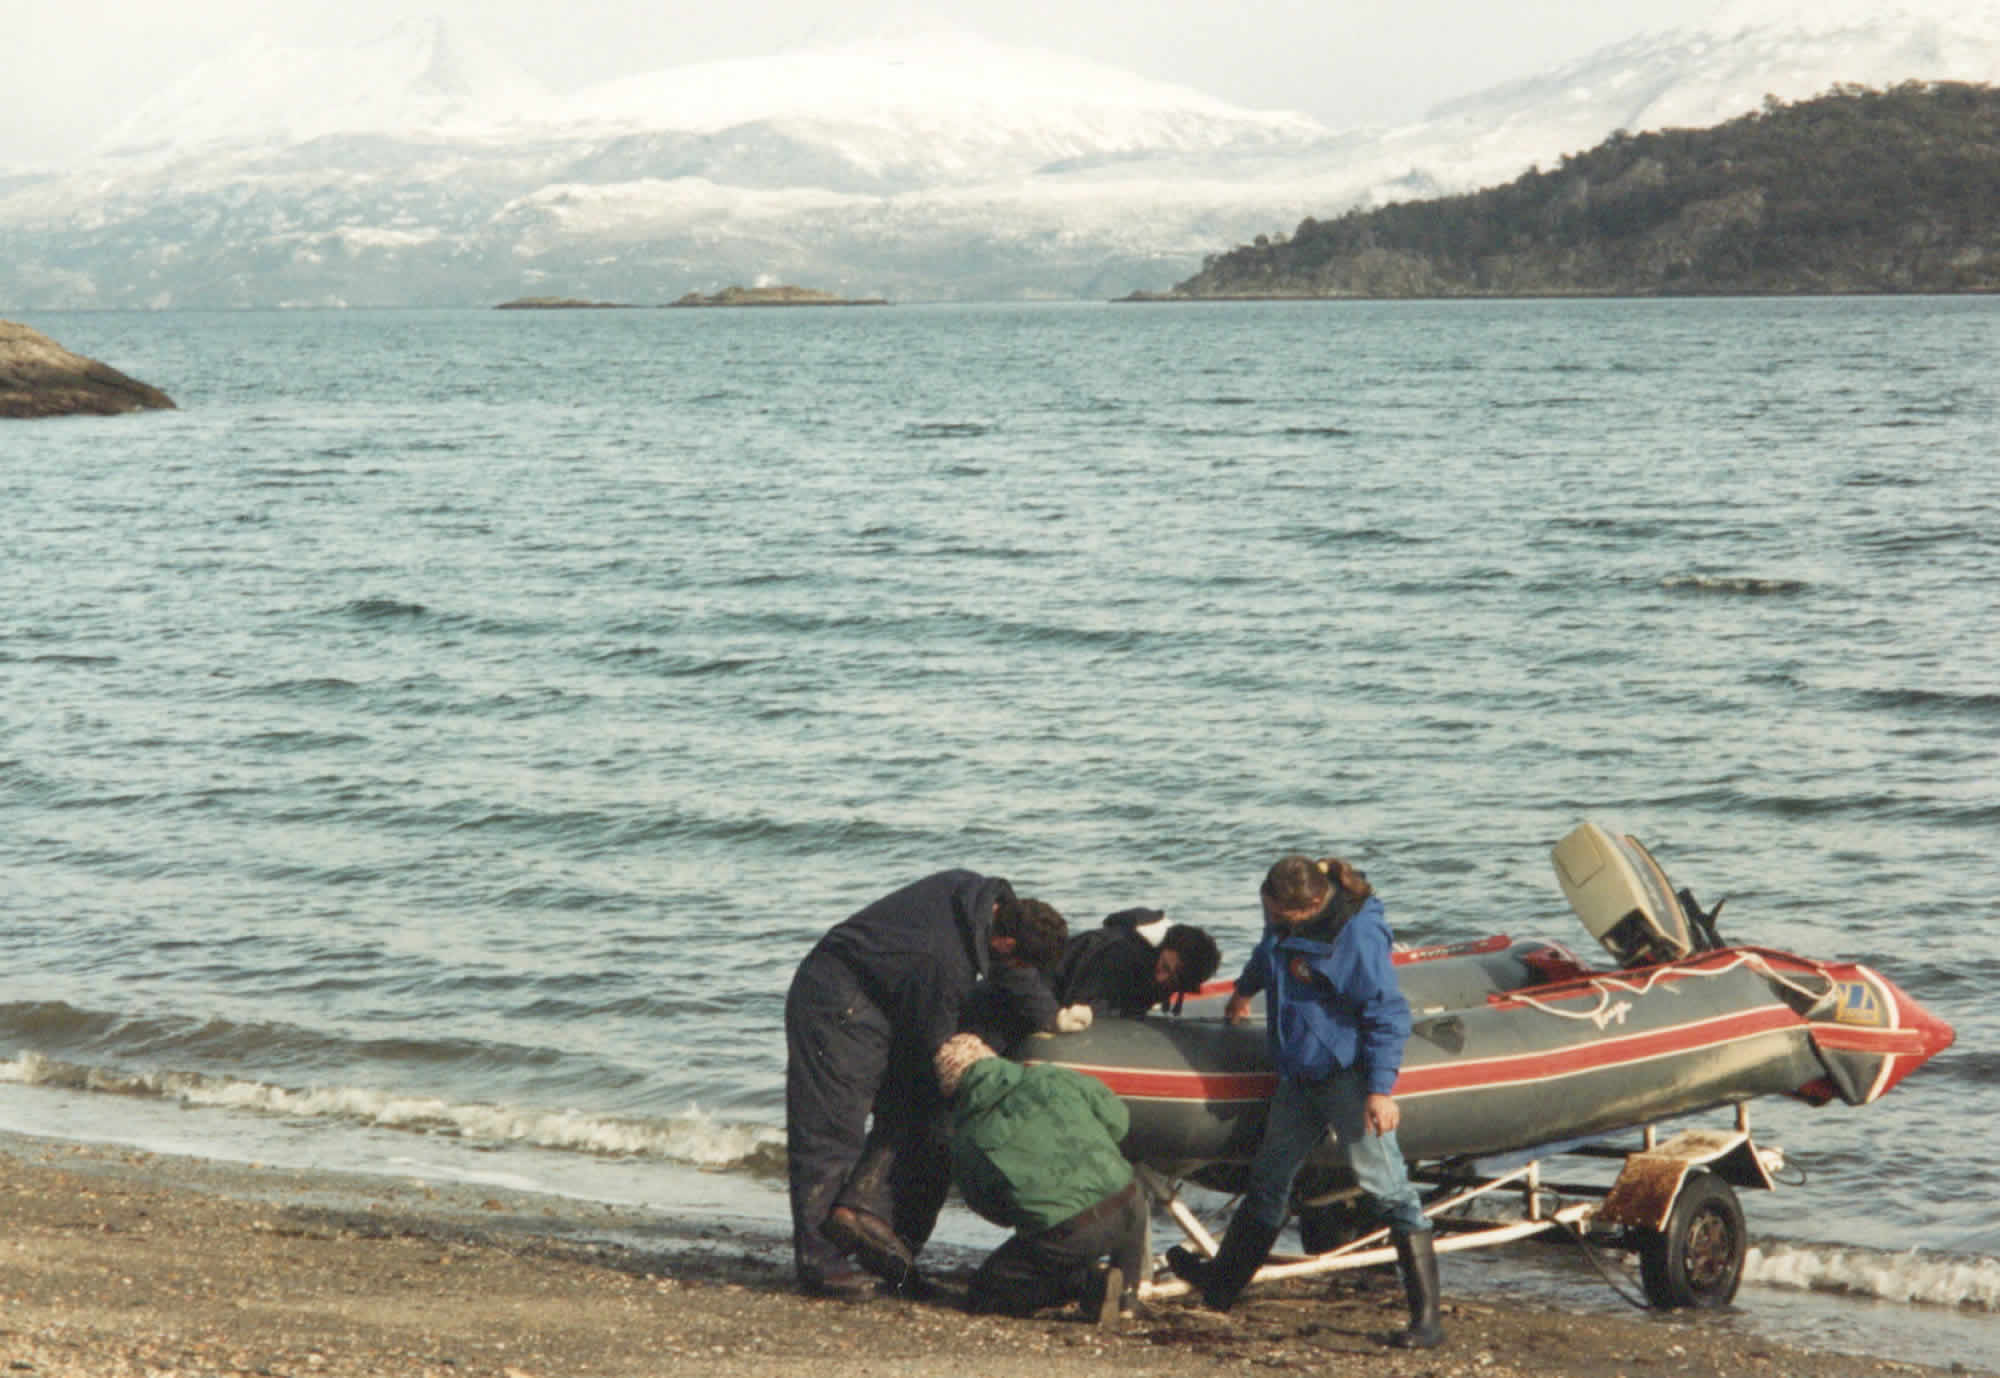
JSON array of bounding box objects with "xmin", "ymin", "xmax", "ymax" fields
[{"xmin": 947, "ymin": 1056, "xmax": 1134, "ymax": 1234}]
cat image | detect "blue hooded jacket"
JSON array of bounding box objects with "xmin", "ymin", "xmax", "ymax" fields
[{"xmin": 1233, "ymin": 894, "xmax": 1411, "ymax": 1096}]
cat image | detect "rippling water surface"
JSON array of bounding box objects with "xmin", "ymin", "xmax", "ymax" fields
[{"xmin": 3, "ymin": 299, "xmax": 1995, "ymax": 1364}]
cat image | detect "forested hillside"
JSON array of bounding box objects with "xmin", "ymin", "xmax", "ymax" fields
[{"xmin": 1144, "ymin": 83, "xmax": 2000, "ymax": 298}]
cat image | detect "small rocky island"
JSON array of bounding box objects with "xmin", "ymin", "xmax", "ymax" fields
[
  {"xmin": 1, "ymin": 320, "xmax": 176, "ymax": 419},
  {"xmin": 494, "ymin": 297, "xmax": 634, "ymax": 310},
  {"xmin": 496, "ymin": 286, "xmax": 888, "ymax": 309},
  {"xmin": 668, "ymin": 285, "xmax": 888, "ymax": 308}
]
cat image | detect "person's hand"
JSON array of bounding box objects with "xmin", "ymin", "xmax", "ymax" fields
[
  {"xmin": 1224, "ymin": 992, "xmax": 1253, "ymax": 1024},
  {"xmin": 1364, "ymin": 1093, "xmax": 1400, "ymax": 1135},
  {"xmin": 1055, "ymin": 1004, "xmax": 1094, "ymax": 1033}
]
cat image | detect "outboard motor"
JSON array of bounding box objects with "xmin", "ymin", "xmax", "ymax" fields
[{"xmin": 1550, "ymin": 822, "xmax": 1720, "ymax": 968}]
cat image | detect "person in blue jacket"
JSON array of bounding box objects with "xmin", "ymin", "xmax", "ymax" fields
[{"xmin": 1166, "ymin": 854, "xmax": 1443, "ymax": 1349}]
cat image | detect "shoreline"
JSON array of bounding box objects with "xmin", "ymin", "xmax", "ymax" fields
[{"xmin": 2, "ymin": 1131, "xmax": 1980, "ymax": 1378}]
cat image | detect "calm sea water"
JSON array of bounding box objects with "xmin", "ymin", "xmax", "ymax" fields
[{"xmin": 3, "ymin": 300, "xmax": 1995, "ymax": 1365}]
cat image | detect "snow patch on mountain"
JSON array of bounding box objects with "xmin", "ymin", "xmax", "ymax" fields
[
  {"xmin": 1410, "ymin": 0, "xmax": 2000, "ymax": 190},
  {"xmin": 94, "ymin": 17, "xmax": 564, "ymax": 154},
  {"xmin": 567, "ymin": 31, "xmax": 1323, "ymax": 143},
  {"xmin": 1699, "ymin": 0, "xmax": 2000, "ymax": 38}
]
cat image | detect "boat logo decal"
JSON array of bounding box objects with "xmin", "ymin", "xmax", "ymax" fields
[
  {"xmin": 1834, "ymin": 979, "xmax": 1885, "ymax": 1027},
  {"xmin": 1591, "ymin": 999, "xmax": 1634, "ymax": 1031}
]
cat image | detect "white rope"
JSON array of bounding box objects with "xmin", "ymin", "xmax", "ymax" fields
[{"xmin": 1507, "ymin": 949, "xmax": 1837, "ymax": 1025}]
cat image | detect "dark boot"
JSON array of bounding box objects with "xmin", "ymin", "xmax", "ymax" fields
[
  {"xmin": 822, "ymin": 1205, "xmax": 915, "ymax": 1290},
  {"xmin": 1163, "ymin": 1244, "xmax": 1209, "ymax": 1290},
  {"xmin": 1168, "ymin": 1214, "xmax": 1282, "ymax": 1312},
  {"xmin": 1389, "ymin": 1229, "xmax": 1445, "ymax": 1349}
]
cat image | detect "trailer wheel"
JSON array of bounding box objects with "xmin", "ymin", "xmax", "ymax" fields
[{"xmin": 1637, "ymin": 1171, "xmax": 1746, "ymax": 1309}]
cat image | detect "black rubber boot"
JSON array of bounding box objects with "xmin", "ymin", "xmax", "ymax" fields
[
  {"xmin": 1163, "ymin": 1245, "xmax": 1209, "ymax": 1290},
  {"xmin": 1170, "ymin": 1214, "xmax": 1282, "ymax": 1312},
  {"xmin": 1389, "ymin": 1228, "xmax": 1445, "ymax": 1349}
]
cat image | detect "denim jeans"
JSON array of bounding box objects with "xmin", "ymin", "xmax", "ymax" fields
[{"xmin": 1238, "ymin": 1066, "xmax": 1430, "ymax": 1236}]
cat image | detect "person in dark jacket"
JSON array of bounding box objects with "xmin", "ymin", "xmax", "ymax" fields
[
  {"xmin": 1166, "ymin": 855, "xmax": 1443, "ymax": 1349},
  {"xmin": 785, "ymin": 870, "xmax": 1067, "ymax": 1298},
  {"xmin": 955, "ymin": 954, "xmax": 1086, "ymax": 1055},
  {"xmin": 935, "ymin": 1033, "xmax": 1147, "ymax": 1324},
  {"xmin": 1054, "ymin": 907, "xmax": 1221, "ymax": 1018}
]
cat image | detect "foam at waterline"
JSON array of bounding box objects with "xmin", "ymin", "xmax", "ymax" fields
[
  {"xmin": 1748, "ymin": 1240, "xmax": 2000, "ymax": 1310},
  {"xmin": 0, "ymin": 1052, "xmax": 784, "ymax": 1173}
]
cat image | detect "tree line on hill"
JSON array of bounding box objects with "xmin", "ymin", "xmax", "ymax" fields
[{"xmin": 1141, "ymin": 82, "xmax": 2000, "ymax": 299}]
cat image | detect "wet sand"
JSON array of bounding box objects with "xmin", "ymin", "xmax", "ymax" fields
[{"xmin": 0, "ymin": 1132, "xmax": 1978, "ymax": 1378}]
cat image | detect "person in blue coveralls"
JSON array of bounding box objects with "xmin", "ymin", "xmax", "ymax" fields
[
  {"xmin": 785, "ymin": 869, "xmax": 1067, "ymax": 1298},
  {"xmin": 1166, "ymin": 854, "xmax": 1444, "ymax": 1349}
]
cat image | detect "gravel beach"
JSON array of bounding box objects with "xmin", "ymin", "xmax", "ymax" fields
[{"xmin": 0, "ymin": 1132, "xmax": 1982, "ymax": 1378}]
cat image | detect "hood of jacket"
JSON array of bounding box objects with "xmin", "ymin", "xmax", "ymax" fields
[{"xmin": 953, "ymin": 1050, "xmax": 1025, "ymax": 1124}]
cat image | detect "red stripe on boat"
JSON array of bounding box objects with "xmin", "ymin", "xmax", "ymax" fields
[
  {"xmin": 1808, "ymin": 1025, "xmax": 1933, "ymax": 1054},
  {"xmin": 1062, "ymin": 1062, "xmax": 1276, "ymax": 1103},
  {"xmin": 1394, "ymin": 934, "xmax": 1513, "ymax": 964},
  {"xmin": 1393, "ymin": 1005, "xmax": 1805, "ymax": 1096}
]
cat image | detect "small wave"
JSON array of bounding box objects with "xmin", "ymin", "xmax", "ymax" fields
[
  {"xmin": 231, "ymin": 677, "xmax": 360, "ymax": 701},
  {"xmin": 586, "ymin": 646, "xmax": 762, "ymax": 676},
  {"xmin": 1937, "ymin": 1046, "xmax": 2000, "ymax": 1088},
  {"xmin": 1748, "ymin": 1240, "xmax": 2000, "ymax": 1311},
  {"xmin": 1547, "ymin": 515, "xmax": 1670, "ymax": 539},
  {"xmin": 1850, "ymin": 686, "xmax": 2000, "ymax": 720},
  {"xmin": 1854, "ymin": 527, "xmax": 1981, "ymax": 554},
  {"xmin": 28, "ymin": 653, "xmax": 121, "ymax": 666},
  {"xmin": 903, "ymin": 421, "xmax": 993, "ymax": 438},
  {"xmin": 1843, "ymin": 471, "xmax": 1925, "ymax": 489},
  {"xmin": 1296, "ymin": 526, "xmax": 1427, "ymax": 549},
  {"xmin": 339, "ymin": 596, "xmax": 430, "ymax": 620},
  {"xmin": 1489, "ymin": 394, "xmax": 1595, "ymax": 409},
  {"xmin": 0, "ymin": 1001, "xmax": 123, "ymax": 1044},
  {"xmin": 1661, "ymin": 575, "xmax": 1808, "ymax": 596},
  {"xmin": 235, "ymin": 729, "xmax": 370, "ymax": 752},
  {"xmin": 0, "ymin": 1051, "xmax": 785, "ymax": 1176}
]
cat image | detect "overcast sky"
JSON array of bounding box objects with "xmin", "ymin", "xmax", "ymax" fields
[{"xmin": 7, "ymin": 1, "xmax": 1732, "ymax": 167}]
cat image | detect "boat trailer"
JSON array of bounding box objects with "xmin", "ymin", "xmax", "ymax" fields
[{"xmin": 1139, "ymin": 1104, "xmax": 1781, "ymax": 1311}]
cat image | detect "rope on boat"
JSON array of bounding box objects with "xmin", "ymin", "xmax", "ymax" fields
[{"xmin": 1506, "ymin": 949, "xmax": 1839, "ymax": 1027}]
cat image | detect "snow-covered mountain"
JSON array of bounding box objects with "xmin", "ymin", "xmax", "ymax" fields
[
  {"xmin": 94, "ymin": 18, "xmax": 566, "ymax": 154},
  {"xmin": 4, "ymin": 4, "xmax": 1997, "ymax": 307},
  {"xmin": 1390, "ymin": 0, "xmax": 2000, "ymax": 195}
]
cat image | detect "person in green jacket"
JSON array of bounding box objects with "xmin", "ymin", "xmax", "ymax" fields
[{"xmin": 934, "ymin": 1033, "xmax": 1147, "ymax": 1324}]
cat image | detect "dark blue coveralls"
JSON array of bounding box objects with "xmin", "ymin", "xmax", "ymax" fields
[{"xmin": 784, "ymin": 869, "xmax": 1055, "ymax": 1289}]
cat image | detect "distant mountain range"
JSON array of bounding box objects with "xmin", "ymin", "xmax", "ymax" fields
[{"xmin": 4, "ymin": 3, "xmax": 1998, "ymax": 307}]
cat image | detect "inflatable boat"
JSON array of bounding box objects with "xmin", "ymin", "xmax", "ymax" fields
[{"xmin": 1022, "ymin": 823, "xmax": 1956, "ymax": 1308}]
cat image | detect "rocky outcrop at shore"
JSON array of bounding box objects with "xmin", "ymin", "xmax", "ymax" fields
[{"xmin": 1, "ymin": 320, "xmax": 176, "ymax": 418}]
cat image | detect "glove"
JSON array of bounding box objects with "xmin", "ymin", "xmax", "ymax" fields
[{"xmin": 1055, "ymin": 1004, "xmax": 1095, "ymax": 1033}]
